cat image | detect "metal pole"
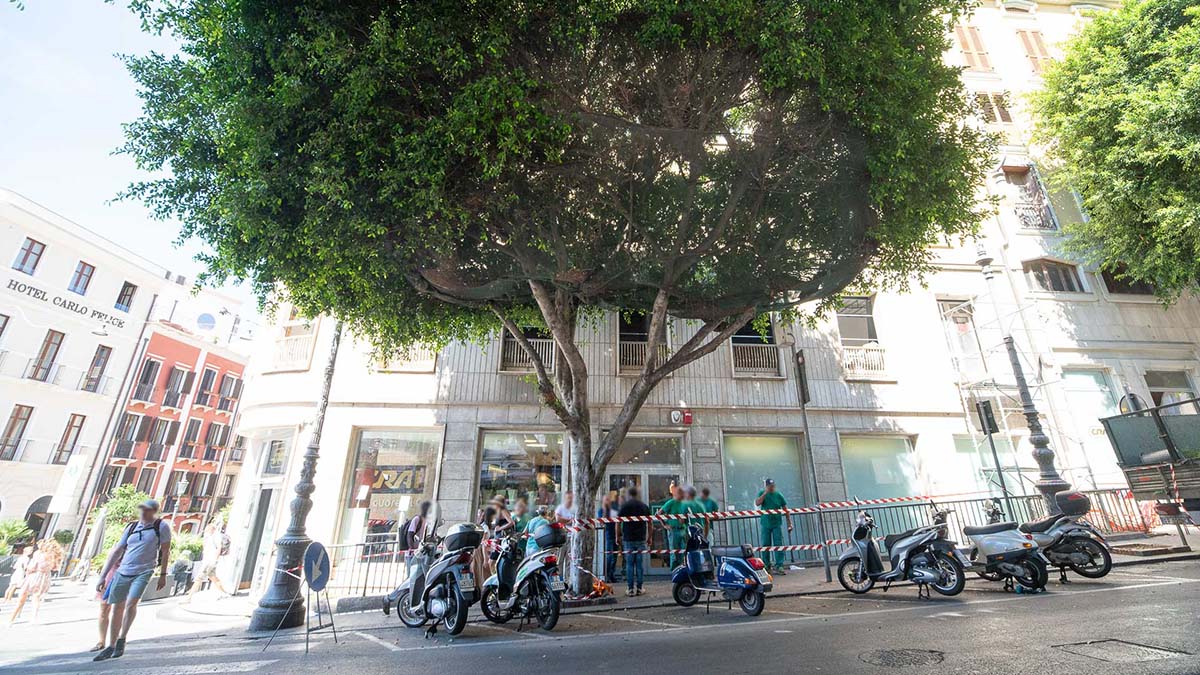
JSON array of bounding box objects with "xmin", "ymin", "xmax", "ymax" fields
[
  {"xmin": 984, "ymin": 430, "xmax": 1015, "ymax": 519},
  {"xmin": 249, "ymin": 321, "xmax": 343, "ymax": 631},
  {"xmin": 790, "ymin": 347, "xmax": 831, "ymax": 582}
]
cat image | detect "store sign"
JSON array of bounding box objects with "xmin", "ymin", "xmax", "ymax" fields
[
  {"xmin": 367, "ymin": 465, "xmax": 427, "ymax": 494},
  {"xmin": 6, "ymin": 277, "xmax": 127, "ymax": 328}
]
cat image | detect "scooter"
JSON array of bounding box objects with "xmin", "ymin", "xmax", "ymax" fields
[
  {"xmin": 837, "ymin": 504, "xmax": 967, "ymax": 598},
  {"xmin": 480, "ymin": 522, "xmax": 568, "ymax": 631},
  {"xmin": 961, "ymin": 509, "xmax": 1048, "ymax": 592},
  {"xmin": 982, "ymin": 492, "xmax": 1112, "ymax": 582},
  {"xmin": 670, "ymin": 524, "xmax": 772, "ymax": 616},
  {"xmin": 385, "ymin": 522, "xmax": 483, "ymax": 637}
]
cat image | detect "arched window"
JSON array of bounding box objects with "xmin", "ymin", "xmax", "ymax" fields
[{"xmin": 24, "ymin": 495, "xmax": 53, "ymax": 538}]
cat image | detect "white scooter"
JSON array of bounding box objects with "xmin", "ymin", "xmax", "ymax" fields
[{"xmin": 983, "ymin": 492, "xmax": 1112, "ymax": 583}]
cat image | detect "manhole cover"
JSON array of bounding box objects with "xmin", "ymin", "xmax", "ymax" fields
[
  {"xmin": 859, "ymin": 649, "xmax": 945, "ymax": 667},
  {"xmin": 1055, "ymin": 640, "xmax": 1187, "ymax": 663}
]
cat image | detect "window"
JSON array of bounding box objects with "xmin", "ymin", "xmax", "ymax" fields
[
  {"xmin": 179, "ymin": 419, "xmax": 202, "ymax": 458},
  {"xmin": 132, "ymin": 359, "xmax": 161, "ymax": 401},
  {"xmin": 974, "ymin": 92, "xmax": 1013, "ymax": 124},
  {"xmin": 939, "ymin": 299, "xmax": 987, "ymax": 378},
  {"xmin": 147, "ymin": 418, "xmax": 178, "ymax": 460},
  {"xmin": 204, "ymin": 422, "xmax": 230, "ymax": 460},
  {"xmin": 263, "ymin": 439, "xmax": 289, "ymax": 475},
  {"xmin": 836, "ymin": 296, "xmax": 878, "ymax": 347},
  {"xmin": 1, "ymin": 405, "xmax": 34, "ymax": 461},
  {"xmin": 114, "ymin": 281, "xmax": 138, "ymax": 312},
  {"xmin": 281, "ymin": 306, "xmax": 315, "ymax": 338},
  {"xmin": 953, "ymin": 24, "xmax": 991, "ymax": 71},
  {"xmin": 1016, "ymin": 29, "xmax": 1052, "ymax": 74},
  {"xmin": 53, "ymin": 414, "xmax": 86, "ymax": 464},
  {"xmin": 136, "ymin": 467, "xmax": 158, "ymax": 494},
  {"xmin": 217, "ymin": 374, "xmax": 243, "ymax": 411},
  {"xmin": 83, "ymin": 345, "xmax": 113, "ymax": 393},
  {"xmin": 722, "ymin": 435, "xmax": 806, "ymax": 510},
  {"xmin": 342, "ymin": 429, "xmax": 442, "ymax": 542},
  {"xmin": 113, "ymin": 412, "xmax": 141, "ymax": 457},
  {"xmin": 68, "ymin": 261, "xmax": 95, "ymax": 295},
  {"xmin": 1024, "ymin": 260, "xmax": 1084, "ymax": 293},
  {"xmin": 609, "ymin": 435, "xmax": 682, "ymax": 465},
  {"xmin": 163, "ymin": 367, "xmax": 194, "ymax": 408},
  {"xmin": 28, "ymin": 329, "xmax": 65, "ymax": 382},
  {"xmin": 1144, "ymin": 371, "xmax": 1199, "ymax": 414},
  {"xmin": 219, "ymin": 474, "xmax": 236, "ymax": 498},
  {"xmin": 1100, "ymin": 266, "xmax": 1155, "ymax": 296},
  {"xmin": 841, "ymin": 436, "xmax": 920, "ymax": 500},
  {"xmin": 0, "ymin": 314, "xmax": 8, "ymax": 342},
  {"xmin": 194, "ymin": 367, "xmax": 217, "ymax": 407},
  {"xmin": 478, "ymin": 432, "xmax": 563, "ymax": 512},
  {"xmin": 12, "ymin": 237, "xmax": 45, "ymax": 275}
]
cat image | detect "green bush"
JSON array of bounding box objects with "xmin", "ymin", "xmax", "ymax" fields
[
  {"xmin": 172, "ymin": 533, "xmax": 203, "ymax": 563},
  {"xmin": 89, "ymin": 484, "xmax": 152, "ymax": 569},
  {"xmin": 0, "ymin": 518, "xmax": 33, "ymax": 555},
  {"xmin": 53, "ymin": 529, "xmax": 75, "ymax": 547}
]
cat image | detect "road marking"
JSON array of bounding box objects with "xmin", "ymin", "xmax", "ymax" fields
[
  {"xmin": 32, "ymin": 660, "xmax": 278, "ymax": 675},
  {"xmin": 353, "ymin": 631, "xmax": 401, "ymax": 652},
  {"xmin": 766, "ymin": 609, "xmax": 813, "ymax": 616},
  {"xmin": 357, "ymin": 578, "xmax": 1197, "ymax": 653},
  {"xmin": 471, "ymin": 622, "xmax": 548, "ymax": 638},
  {"xmin": 20, "ymin": 645, "xmax": 303, "ymax": 668},
  {"xmin": 580, "ymin": 613, "xmax": 682, "ymax": 628}
]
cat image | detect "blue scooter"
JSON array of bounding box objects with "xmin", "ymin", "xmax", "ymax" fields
[{"xmin": 670, "ymin": 524, "xmax": 772, "ymax": 615}]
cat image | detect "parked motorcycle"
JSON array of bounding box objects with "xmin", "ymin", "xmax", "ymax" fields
[
  {"xmin": 480, "ymin": 521, "xmax": 568, "ymax": 630},
  {"xmin": 981, "ymin": 492, "xmax": 1112, "ymax": 582},
  {"xmin": 837, "ymin": 504, "xmax": 967, "ymax": 598},
  {"xmin": 670, "ymin": 524, "xmax": 772, "ymax": 615},
  {"xmin": 961, "ymin": 509, "xmax": 1048, "ymax": 592},
  {"xmin": 384, "ymin": 522, "xmax": 483, "ymax": 637}
]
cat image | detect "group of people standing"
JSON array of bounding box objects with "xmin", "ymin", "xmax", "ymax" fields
[{"xmin": 2, "ymin": 538, "xmax": 65, "ymax": 625}]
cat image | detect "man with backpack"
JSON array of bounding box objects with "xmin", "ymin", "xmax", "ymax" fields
[
  {"xmin": 185, "ymin": 521, "xmax": 231, "ymax": 602},
  {"xmin": 93, "ymin": 499, "xmax": 172, "ymax": 662}
]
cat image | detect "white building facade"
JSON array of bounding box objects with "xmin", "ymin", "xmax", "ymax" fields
[
  {"xmin": 221, "ymin": 0, "xmax": 1200, "ymax": 592},
  {"xmin": 0, "ymin": 189, "xmax": 245, "ymax": 537}
]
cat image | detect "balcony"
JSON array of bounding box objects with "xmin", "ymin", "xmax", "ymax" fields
[
  {"xmin": 161, "ymin": 389, "xmax": 186, "ymax": 409},
  {"xmin": 270, "ymin": 335, "xmax": 315, "ymax": 372},
  {"xmin": 79, "ymin": 372, "xmax": 114, "ymax": 395},
  {"xmin": 731, "ymin": 343, "xmax": 781, "ymax": 377},
  {"xmin": 192, "ymin": 391, "xmax": 214, "ymax": 408},
  {"xmin": 842, "ymin": 344, "xmax": 888, "ymax": 378},
  {"xmin": 51, "ymin": 442, "xmax": 77, "ymax": 465},
  {"xmin": 217, "ymin": 396, "xmax": 235, "ymax": 412},
  {"xmin": 23, "ymin": 357, "xmax": 55, "ymax": 382},
  {"xmin": 145, "ymin": 443, "xmax": 166, "ymax": 462},
  {"xmin": 375, "ymin": 346, "xmax": 439, "ymax": 373},
  {"xmin": 618, "ymin": 340, "xmax": 670, "ymax": 374},
  {"xmin": 177, "ymin": 443, "xmax": 198, "ymax": 460},
  {"xmin": 1014, "ymin": 200, "xmax": 1057, "ymax": 230},
  {"xmin": 0, "ymin": 438, "xmax": 29, "ymax": 462},
  {"xmin": 500, "ymin": 336, "xmax": 556, "ymax": 373},
  {"xmin": 203, "ymin": 445, "xmax": 223, "ymax": 462},
  {"xmin": 131, "ymin": 383, "xmax": 159, "ymax": 403},
  {"xmin": 229, "ymin": 447, "xmax": 245, "ymax": 463},
  {"xmin": 112, "ymin": 439, "xmax": 135, "ymax": 459}
]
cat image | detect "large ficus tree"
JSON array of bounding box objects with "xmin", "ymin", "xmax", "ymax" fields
[
  {"xmin": 121, "ymin": 0, "xmax": 989, "ymax": 588},
  {"xmin": 1031, "ymin": 0, "xmax": 1200, "ymax": 299}
]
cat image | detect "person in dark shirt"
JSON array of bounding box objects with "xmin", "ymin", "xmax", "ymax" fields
[{"xmin": 617, "ymin": 487, "xmax": 652, "ymax": 596}]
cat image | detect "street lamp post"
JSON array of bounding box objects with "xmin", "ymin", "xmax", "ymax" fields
[
  {"xmin": 249, "ymin": 321, "xmax": 343, "ymax": 631},
  {"xmin": 975, "ymin": 246, "xmax": 1070, "ymax": 514}
]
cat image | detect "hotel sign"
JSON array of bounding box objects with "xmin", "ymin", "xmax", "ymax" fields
[{"xmin": 6, "ymin": 276, "xmax": 128, "ymax": 329}]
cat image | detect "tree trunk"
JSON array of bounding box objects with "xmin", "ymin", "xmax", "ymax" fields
[{"xmin": 567, "ymin": 428, "xmax": 596, "ymax": 594}]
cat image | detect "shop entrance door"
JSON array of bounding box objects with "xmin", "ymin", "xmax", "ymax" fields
[{"xmin": 607, "ymin": 471, "xmax": 680, "ymax": 575}]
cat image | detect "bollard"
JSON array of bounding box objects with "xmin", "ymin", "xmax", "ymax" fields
[{"xmin": 817, "ymin": 513, "xmax": 832, "ymax": 583}]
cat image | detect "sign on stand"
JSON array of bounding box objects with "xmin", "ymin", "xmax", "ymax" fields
[{"xmin": 263, "ymin": 542, "xmax": 339, "ymax": 655}]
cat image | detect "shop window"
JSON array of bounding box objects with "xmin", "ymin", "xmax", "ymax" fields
[
  {"xmin": 478, "ymin": 432, "xmax": 563, "ymax": 510},
  {"xmin": 609, "ymin": 435, "xmax": 682, "ymax": 465},
  {"xmin": 722, "ymin": 435, "xmax": 805, "ymax": 511},
  {"xmin": 840, "ymin": 436, "xmax": 919, "ymax": 500},
  {"xmin": 343, "ymin": 429, "xmax": 441, "ymax": 543}
]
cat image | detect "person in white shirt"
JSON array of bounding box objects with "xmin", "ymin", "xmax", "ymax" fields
[
  {"xmin": 554, "ymin": 491, "xmax": 576, "ymax": 522},
  {"xmin": 185, "ymin": 522, "xmax": 230, "ymax": 602}
]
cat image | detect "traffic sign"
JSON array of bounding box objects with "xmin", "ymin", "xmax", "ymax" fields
[{"xmin": 304, "ymin": 542, "xmax": 330, "ymax": 592}]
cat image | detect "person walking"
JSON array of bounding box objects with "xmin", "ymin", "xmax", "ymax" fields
[
  {"xmin": 92, "ymin": 499, "xmax": 172, "ymax": 661},
  {"xmin": 5, "ymin": 540, "xmax": 62, "ymax": 624},
  {"xmin": 1, "ymin": 545, "xmax": 31, "ymax": 607},
  {"xmin": 658, "ymin": 484, "xmax": 697, "ymax": 570},
  {"xmin": 184, "ymin": 522, "xmax": 230, "ymax": 602},
  {"xmin": 89, "ymin": 551, "xmax": 121, "ymax": 653},
  {"xmin": 754, "ymin": 478, "xmax": 792, "ymax": 575},
  {"xmin": 618, "ymin": 487, "xmax": 651, "ymax": 596},
  {"xmin": 596, "ymin": 493, "xmax": 619, "ymax": 583}
]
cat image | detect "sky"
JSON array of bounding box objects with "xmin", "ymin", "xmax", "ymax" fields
[{"xmin": 0, "ymin": 0, "xmax": 255, "ymax": 309}]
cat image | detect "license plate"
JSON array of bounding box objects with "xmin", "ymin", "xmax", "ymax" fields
[
  {"xmin": 459, "ymin": 574, "xmax": 475, "ymax": 590},
  {"xmin": 549, "ymin": 577, "xmax": 566, "ymax": 591},
  {"xmin": 755, "ymin": 570, "xmax": 770, "ymax": 583}
]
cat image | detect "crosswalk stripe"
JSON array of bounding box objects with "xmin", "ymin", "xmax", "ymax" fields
[{"xmin": 31, "ymin": 660, "xmax": 278, "ymax": 675}]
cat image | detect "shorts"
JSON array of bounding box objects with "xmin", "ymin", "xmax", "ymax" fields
[
  {"xmin": 200, "ymin": 562, "xmax": 218, "ymax": 578},
  {"xmin": 106, "ymin": 570, "xmax": 154, "ymax": 604}
]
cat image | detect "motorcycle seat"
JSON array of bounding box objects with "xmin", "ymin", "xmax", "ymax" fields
[
  {"xmin": 884, "ymin": 528, "xmax": 919, "ymax": 551},
  {"xmin": 1019, "ymin": 515, "xmax": 1061, "ymax": 534},
  {"xmin": 963, "ymin": 521, "xmax": 1019, "ymax": 536},
  {"xmin": 712, "ymin": 545, "xmax": 752, "ymax": 559}
]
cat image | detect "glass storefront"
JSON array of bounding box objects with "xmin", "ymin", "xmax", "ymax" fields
[
  {"xmin": 478, "ymin": 432, "xmax": 563, "ymax": 510},
  {"xmin": 952, "ymin": 435, "xmax": 1027, "ymax": 496},
  {"xmin": 840, "ymin": 436, "xmax": 919, "ymax": 500},
  {"xmin": 341, "ymin": 429, "xmax": 441, "ymax": 543},
  {"xmin": 723, "ymin": 435, "xmax": 805, "ymax": 510}
]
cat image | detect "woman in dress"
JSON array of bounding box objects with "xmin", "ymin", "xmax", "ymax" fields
[
  {"xmin": 1, "ymin": 544, "xmax": 32, "ymax": 607},
  {"xmin": 6, "ymin": 540, "xmax": 62, "ymax": 624}
]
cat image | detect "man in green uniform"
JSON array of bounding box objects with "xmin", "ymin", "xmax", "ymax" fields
[
  {"xmin": 698, "ymin": 487, "xmax": 719, "ymax": 514},
  {"xmin": 658, "ymin": 484, "xmax": 696, "ymax": 569},
  {"xmin": 755, "ymin": 478, "xmax": 793, "ymax": 574}
]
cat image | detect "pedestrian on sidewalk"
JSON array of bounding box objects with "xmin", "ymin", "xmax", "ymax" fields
[
  {"xmin": 92, "ymin": 499, "xmax": 172, "ymax": 662},
  {"xmin": 1, "ymin": 544, "xmax": 31, "ymax": 607},
  {"xmin": 90, "ymin": 552, "xmax": 121, "ymax": 653},
  {"xmin": 597, "ymin": 492, "xmax": 619, "ymax": 583},
  {"xmin": 170, "ymin": 551, "xmax": 193, "ymax": 596},
  {"xmin": 618, "ymin": 487, "xmax": 650, "ymax": 597},
  {"xmin": 6, "ymin": 539, "xmax": 63, "ymax": 625},
  {"xmin": 185, "ymin": 522, "xmax": 231, "ymax": 602},
  {"xmin": 658, "ymin": 484, "xmax": 697, "ymax": 570},
  {"xmin": 755, "ymin": 478, "xmax": 792, "ymax": 575}
]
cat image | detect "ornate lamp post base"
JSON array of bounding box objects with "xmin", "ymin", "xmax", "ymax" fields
[{"xmin": 248, "ymin": 533, "xmax": 311, "ymax": 631}]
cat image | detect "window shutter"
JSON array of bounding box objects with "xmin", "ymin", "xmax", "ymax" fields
[
  {"xmin": 136, "ymin": 416, "xmax": 154, "ymax": 442},
  {"xmin": 221, "ymin": 424, "xmax": 232, "ymax": 446},
  {"xmin": 968, "ymin": 26, "xmax": 990, "ymax": 70},
  {"xmin": 166, "ymin": 421, "xmax": 180, "ymax": 445},
  {"xmin": 203, "ymin": 423, "xmax": 215, "ymax": 444},
  {"xmin": 182, "ymin": 371, "xmax": 196, "ymax": 394},
  {"xmin": 232, "ymin": 378, "xmax": 243, "ymax": 399}
]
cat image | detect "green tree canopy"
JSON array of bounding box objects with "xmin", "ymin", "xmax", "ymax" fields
[
  {"xmin": 120, "ymin": 0, "xmax": 990, "ymax": 585},
  {"xmin": 1031, "ymin": 0, "xmax": 1200, "ymax": 299}
]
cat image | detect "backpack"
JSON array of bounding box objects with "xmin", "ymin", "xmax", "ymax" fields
[
  {"xmin": 125, "ymin": 518, "xmax": 165, "ymax": 565},
  {"xmin": 218, "ymin": 533, "xmax": 231, "ymax": 557}
]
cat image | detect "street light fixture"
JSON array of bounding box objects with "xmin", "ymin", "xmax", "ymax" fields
[{"xmin": 975, "ymin": 244, "xmax": 1070, "ymax": 514}]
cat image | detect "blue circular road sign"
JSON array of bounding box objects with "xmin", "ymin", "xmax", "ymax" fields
[{"xmin": 304, "ymin": 542, "xmax": 331, "ymax": 592}]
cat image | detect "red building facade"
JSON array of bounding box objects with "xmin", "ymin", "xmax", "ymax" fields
[{"xmin": 93, "ymin": 323, "xmax": 246, "ymax": 532}]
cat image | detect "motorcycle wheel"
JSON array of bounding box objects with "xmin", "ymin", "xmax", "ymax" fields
[
  {"xmin": 738, "ymin": 591, "xmax": 765, "ymax": 617},
  {"xmin": 837, "ymin": 558, "xmax": 875, "ymax": 594},
  {"xmin": 536, "ymin": 581, "xmax": 561, "ymax": 631},
  {"xmin": 443, "ymin": 582, "xmax": 469, "ymax": 636},
  {"xmin": 395, "ymin": 590, "xmax": 427, "ymax": 628},
  {"xmin": 929, "ymin": 553, "xmax": 966, "ymax": 596},
  {"xmin": 672, "ymin": 581, "xmax": 701, "ymax": 607},
  {"xmin": 1065, "ymin": 537, "xmax": 1112, "ymax": 579},
  {"xmin": 1012, "ymin": 558, "xmax": 1048, "ymax": 591},
  {"xmin": 971, "ymin": 549, "xmax": 1003, "ymax": 581},
  {"xmin": 480, "ymin": 587, "xmax": 511, "ymax": 624}
]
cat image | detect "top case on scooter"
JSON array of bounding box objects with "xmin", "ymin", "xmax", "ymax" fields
[{"xmin": 688, "ymin": 549, "xmax": 715, "ymax": 573}]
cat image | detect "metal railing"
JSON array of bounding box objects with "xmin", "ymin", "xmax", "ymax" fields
[
  {"xmin": 80, "ymin": 372, "xmax": 113, "ymax": 395},
  {"xmin": 131, "ymin": 383, "xmax": 158, "ymax": 403},
  {"xmin": 731, "ymin": 343, "xmax": 780, "ymax": 376},
  {"xmin": 323, "ymin": 534, "xmax": 411, "ymax": 599},
  {"xmin": 24, "ymin": 357, "xmax": 55, "ymax": 382},
  {"xmin": 0, "ymin": 439, "xmax": 28, "ymax": 462},
  {"xmin": 1014, "ymin": 200, "xmax": 1057, "ymax": 230},
  {"xmin": 618, "ymin": 340, "xmax": 669, "ymax": 373},
  {"xmin": 217, "ymin": 396, "xmax": 235, "ymax": 412},
  {"xmin": 375, "ymin": 347, "xmax": 439, "ymax": 373},
  {"xmin": 500, "ymin": 336, "xmax": 555, "ymax": 373},
  {"xmin": 193, "ymin": 391, "xmax": 214, "ymax": 408},
  {"xmin": 270, "ymin": 335, "xmax": 315, "ymax": 372},
  {"xmin": 203, "ymin": 445, "xmax": 223, "ymax": 462},
  {"xmin": 162, "ymin": 389, "xmax": 186, "ymax": 409},
  {"xmin": 842, "ymin": 344, "xmax": 887, "ymax": 377}
]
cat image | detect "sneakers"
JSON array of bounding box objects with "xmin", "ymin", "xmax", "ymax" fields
[
  {"xmin": 625, "ymin": 589, "xmax": 635, "ymax": 597},
  {"xmin": 635, "ymin": 587, "xmax": 644, "ymax": 596},
  {"xmin": 774, "ymin": 567, "xmax": 787, "ymax": 576},
  {"xmin": 92, "ymin": 647, "xmax": 114, "ymax": 662},
  {"xmin": 112, "ymin": 638, "xmax": 125, "ymax": 658}
]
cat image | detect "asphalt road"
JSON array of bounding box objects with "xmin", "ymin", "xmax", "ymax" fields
[{"xmin": 5, "ymin": 560, "xmax": 1198, "ymax": 674}]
